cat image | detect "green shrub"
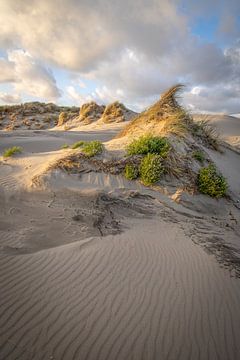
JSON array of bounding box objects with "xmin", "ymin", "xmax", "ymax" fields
[
  {"xmin": 71, "ymin": 141, "xmax": 86, "ymax": 149},
  {"xmin": 124, "ymin": 163, "xmax": 139, "ymax": 180},
  {"xmin": 127, "ymin": 135, "xmax": 170, "ymax": 157},
  {"xmin": 192, "ymin": 150, "xmax": 205, "ymax": 163},
  {"xmin": 81, "ymin": 141, "xmax": 104, "ymax": 157},
  {"xmin": 3, "ymin": 146, "xmax": 22, "ymax": 158},
  {"xmin": 140, "ymin": 154, "xmax": 163, "ymax": 185},
  {"xmin": 61, "ymin": 144, "xmax": 69, "ymax": 149},
  {"xmin": 198, "ymin": 165, "xmax": 227, "ymax": 198}
]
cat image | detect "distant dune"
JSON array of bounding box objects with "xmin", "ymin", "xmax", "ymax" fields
[{"xmin": 193, "ymin": 113, "xmax": 240, "ymax": 149}]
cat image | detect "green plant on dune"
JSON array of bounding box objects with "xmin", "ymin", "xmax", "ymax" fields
[
  {"xmin": 197, "ymin": 164, "xmax": 227, "ymax": 198},
  {"xmin": 139, "ymin": 154, "xmax": 163, "ymax": 185},
  {"xmin": 124, "ymin": 163, "xmax": 139, "ymax": 180},
  {"xmin": 127, "ymin": 135, "xmax": 170, "ymax": 157},
  {"xmin": 61, "ymin": 144, "xmax": 69, "ymax": 149},
  {"xmin": 192, "ymin": 150, "xmax": 205, "ymax": 163},
  {"xmin": 3, "ymin": 146, "xmax": 22, "ymax": 158},
  {"xmin": 71, "ymin": 140, "xmax": 86, "ymax": 149},
  {"xmin": 81, "ymin": 141, "xmax": 104, "ymax": 157}
]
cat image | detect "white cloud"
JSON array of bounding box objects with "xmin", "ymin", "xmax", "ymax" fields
[
  {"xmin": 0, "ymin": 92, "xmax": 21, "ymax": 104},
  {"xmin": 0, "ymin": 0, "xmax": 239, "ymax": 112},
  {"xmin": 0, "ymin": 50, "xmax": 61, "ymax": 101},
  {"xmin": 66, "ymin": 86, "xmax": 93, "ymax": 105},
  {"xmin": 0, "ymin": 58, "xmax": 15, "ymax": 82}
]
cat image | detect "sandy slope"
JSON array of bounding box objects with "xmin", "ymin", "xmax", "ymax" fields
[
  {"xmin": 193, "ymin": 114, "xmax": 240, "ymax": 149},
  {"xmin": 1, "ymin": 213, "xmax": 240, "ymax": 360},
  {"xmin": 1, "ymin": 123, "xmax": 240, "ymax": 359}
]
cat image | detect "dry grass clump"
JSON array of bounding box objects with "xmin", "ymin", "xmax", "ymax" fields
[
  {"xmin": 79, "ymin": 102, "xmax": 105, "ymax": 124},
  {"xmin": 58, "ymin": 112, "xmax": 68, "ymax": 126},
  {"xmin": 188, "ymin": 119, "xmax": 220, "ymax": 150},
  {"xmin": 118, "ymin": 84, "xmax": 220, "ymax": 150},
  {"xmin": 102, "ymin": 101, "xmax": 126, "ymax": 123}
]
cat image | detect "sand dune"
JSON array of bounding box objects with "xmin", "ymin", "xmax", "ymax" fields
[
  {"xmin": 1, "ymin": 96, "xmax": 240, "ymax": 359},
  {"xmin": 1, "ymin": 190, "xmax": 240, "ymax": 360},
  {"xmin": 193, "ymin": 114, "xmax": 240, "ymax": 149}
]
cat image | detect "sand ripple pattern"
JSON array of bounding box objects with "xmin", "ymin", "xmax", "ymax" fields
[{"xmin": 1, "ymin": 218, "xmax": 240, "ymax": 360}]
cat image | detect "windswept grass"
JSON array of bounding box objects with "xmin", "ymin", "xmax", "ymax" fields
[{"xmin": 3, "ymin": 146, "xmax": 22, "ymax": 158}]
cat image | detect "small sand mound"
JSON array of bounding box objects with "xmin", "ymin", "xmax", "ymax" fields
[
  {"xmin": 76, "ymin": 102, "xmax": 105, "ymax": 125},
  {"xmin": 117, "ymin": 84, "xmax": 218, "ymax": 148},
  {"xmin": 101, "ymin": 101, "xmax": 136, "ymax": 123},
  {"xmin": 0, "ymin": 102, "xmax": 79, "ymax": 130}
]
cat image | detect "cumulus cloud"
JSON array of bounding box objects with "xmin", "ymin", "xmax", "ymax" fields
[
  {"xmin": 0, "ymin": 50, "xmax": 61, "ymax": 100},
  {"xmin": 0, "ymin": 0, "xmax": 187, "ymax": 70},
  {"xmin": 0, "ymin": 92, "xmax": 21, "ymax": 104},
  {"xmin": 0, "ymin": 58, "xmax": 15, "ymax": 82},
  {"xmin": 0, "ymin": 0, "xmax": 239, "ymax": 112}
]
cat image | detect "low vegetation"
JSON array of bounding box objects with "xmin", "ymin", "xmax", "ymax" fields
[
  {"xmin": 127, "ymin": 135, "xmax": 170, "ymax": 157},
  {"xmin": 3, "ymin": 146, "xmax": 22, "ymax": 158},
  {"xmin": 81, "ymin": 141, "xmax": 104, "ymax": 157},
  {"xmin": 190, "ymin": 119, "xmax": 220, "ymax": 150},
  {"xmin": 61, "ymin": 144, "xmax": 69, "ymax": 149},
  {"xmin": 71, "ymin": 141, "xmax": 86, "ymax": 149},
  {"xmin": 124, "ymin": 163, "xmax": 139, "ymax": 180},
  {"xmin": 139, "ymin": 154, "xmax": 163, "ymax": 185},
  {"xmin": 192, "ymin": 150, "xmax": 205, "ymax": 163},
  {"xmin": 197, "ymin": 165, "xmax": 227, "ymax": 198}
]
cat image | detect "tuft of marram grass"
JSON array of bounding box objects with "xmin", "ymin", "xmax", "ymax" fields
[{"xmin": 3, "ymin": 146, "xmax": 22, "ymax": 158}]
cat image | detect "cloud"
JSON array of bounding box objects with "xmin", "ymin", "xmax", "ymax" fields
[
  {"xmin": 0, "ymin": 58, "xmax": 15, "ymax": 82},
  {"xmin": 0, "ymin": 0, "xmax": 187, "ymax": 70},
  {"xmin": 183, "ymin": 83, "xmax": 240, "ymax": 114},
  {"xmin": 66, "ymin": 86, "xmax": 93, "ymax": 105},
  {"xmin": 0, "ymin": 0, "xmax": 239, "ymax": 112},
  {"xmin": 0, "ymin": 50, "xmax": 61, "ymax": 101},
  {"xmin": 0, "ymin": 92, "xmax": 21, "ymax": 104}
]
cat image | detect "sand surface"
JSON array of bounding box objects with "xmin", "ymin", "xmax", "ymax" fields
[
  {"xmin": 1, "ymin": 122, "xmax": 240, "ymax": 360},
  {"xmin": 193, "ymin": 114, "xmax": 240, "ymax": 149}
]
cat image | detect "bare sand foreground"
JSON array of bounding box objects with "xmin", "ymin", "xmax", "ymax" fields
[{"xmin": 1, "ymin": 118, "xmax": 240, "ymax": 360}]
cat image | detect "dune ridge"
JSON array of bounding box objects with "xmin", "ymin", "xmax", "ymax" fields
[{"xmin": 1, "ymin": 85, "xmax": 240, "ymax": 360}]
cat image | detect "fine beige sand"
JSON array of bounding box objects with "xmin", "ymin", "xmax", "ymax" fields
[{"xmin": 1, "ymin": 119, "xmax": 240, "ymax": 359}]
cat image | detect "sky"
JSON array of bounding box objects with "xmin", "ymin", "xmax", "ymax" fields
[{"xmin": 0, "ymin": 0, "xmax": 239, "ymax": 113}]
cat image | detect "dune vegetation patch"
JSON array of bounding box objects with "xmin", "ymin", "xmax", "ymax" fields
[
  {"xmin": 71, "ymin": 140, "xmax": 86, "ymax": 149},
  {"xmin": 139, "ymin": 154, "xmax": 164, "ymax": 185},
  {"xmin": 124, "ymin": 163, "xmax": 139, "ymax": 180},
  {"xmin": 81, "ymin": 141, "xmax": 104, "ymax": 157},
  {"xmin": 3, "ymin": 146, "xmax": 22, "ymax": 158},
  {"xmin": 192, "ymin": 150, "xmax": 205, "ymax": 163},
  {"xmin": 48, "ymin": 84, "xmax": 229, "ymax": 198},
  {"xmin": 127, "ymin": 135, "xmax": 170, "ymax": 157},
  {"xmin": 61, "ymin": 143, "xmax": 69, "ymax": 149},
  {"xmin": 197, "ymin": 165, "xmax": 227, "ymax": 198},
  {"xmin": 71, "ymin": 140, "xmax": 104, "ymax": 157}
]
